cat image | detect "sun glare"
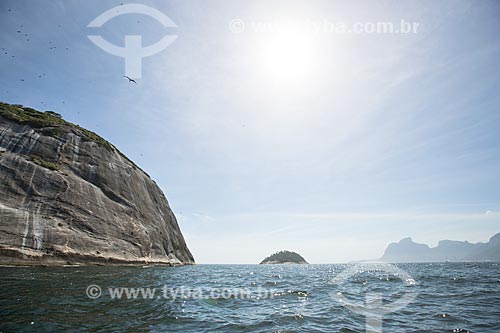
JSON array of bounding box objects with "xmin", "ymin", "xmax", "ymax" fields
[{"xmin": 254, "ymin": 22, "xmax": 322, "ymax": 88}]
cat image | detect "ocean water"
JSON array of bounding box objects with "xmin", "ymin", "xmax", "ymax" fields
[{"xmin": 0, "ymin": 263, "xmax": 499, "ymax": 332}]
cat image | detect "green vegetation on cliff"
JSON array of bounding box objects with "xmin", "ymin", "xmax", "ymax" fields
[
  {"xmin": 30, "ymin": 155, "xmax": 59, "ymax": 171},
  {"xmin": 0, "ymin": 101, "xmax": 149, "ymax": 178},
  {"xmin": 0, "ymin": 102, "xmax": 113, "ymax": 151}
]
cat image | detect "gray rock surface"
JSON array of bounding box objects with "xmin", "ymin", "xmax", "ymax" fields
[{"xmin": 0, "ymin": 102, "xmax": 194, "ymax": 266}]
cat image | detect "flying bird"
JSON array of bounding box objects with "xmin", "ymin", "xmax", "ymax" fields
[{"xmin": 123, "ymin": 76, "xmax": 137, "ymax": 84}]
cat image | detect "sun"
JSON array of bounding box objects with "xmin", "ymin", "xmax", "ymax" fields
[{"xmin": 254, "ymin": 22, "xmax": 321, "ymax": 89}]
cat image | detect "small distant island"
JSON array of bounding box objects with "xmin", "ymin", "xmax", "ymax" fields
[{"xmin": 260, "ymin": 250, "xmax": 308, "ymax": 264}]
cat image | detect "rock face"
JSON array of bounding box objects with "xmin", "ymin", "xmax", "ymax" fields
[
  {"xmin": 381, "ymin": 233, "xmax": 500, "ymax": 262},
  {"xmin": 260, "ymin": 250, "xmax": 308, "ymax": 264},
  {"xmin": 0, "ymin": 102, "xmax": 194, "ymax": 266}
]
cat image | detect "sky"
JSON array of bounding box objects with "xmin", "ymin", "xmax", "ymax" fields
[{"xmin": 1, "ymin": 0, "xmax": 500, "ymax": 263}]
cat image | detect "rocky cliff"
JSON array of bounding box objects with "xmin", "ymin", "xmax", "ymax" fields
[
  {"xmin": 381, "ymin": 233, "xmax": 500, "ymax": 262},
  {"xmin": 0, "ymin": 102, "xmax": 194, "ymax": 266}
]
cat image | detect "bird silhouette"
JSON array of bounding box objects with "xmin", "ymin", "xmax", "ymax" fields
[{"xmin": 123, "ymin": 76, "xmax": 137, "ymax": 84}]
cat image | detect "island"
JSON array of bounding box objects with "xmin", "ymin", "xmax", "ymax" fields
[
  {"xmin": 260, "ymin": 250, "xmax": 309, "ymax": 264},
  {"xmin": 0, "ymin": 102, "xmax": 194, "ymax": 266}
]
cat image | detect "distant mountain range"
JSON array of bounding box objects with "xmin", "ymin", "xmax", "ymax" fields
[{"xmin": 380, "ymin": 233, "xmax": 500, "ymax": 262}]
